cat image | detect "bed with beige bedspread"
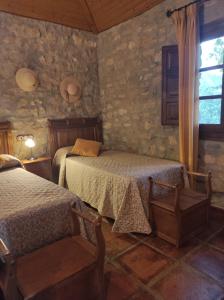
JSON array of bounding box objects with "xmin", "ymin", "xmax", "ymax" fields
[
  {"xmin": 54, "ymin": 149, "xmax": 182, "ymax": 235},
  {"xmin": 0, "ymin": 166, "xmax": 78, "ymax": 256}
]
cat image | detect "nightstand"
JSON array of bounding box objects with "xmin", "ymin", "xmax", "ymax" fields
[{"xmin": 22, "ymin": 157, "xmax": 52, "ymax": 181}]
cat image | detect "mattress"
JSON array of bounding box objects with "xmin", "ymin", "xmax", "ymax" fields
[
  {"xmin": 0, "ymin": 167, "xmax": 77, "ymax": 256},
  {"xmin": 55, "ymin": 149, "xmax": 182, "ymax": 234}
]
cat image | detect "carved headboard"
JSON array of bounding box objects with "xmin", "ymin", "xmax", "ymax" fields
[
  {"xmin": 48, "ymin": 117, "xmax": 103, "ymax": 158},
  {"xmin": 0, "ymin": 121, "xmax": 13, "ymax": 154}
]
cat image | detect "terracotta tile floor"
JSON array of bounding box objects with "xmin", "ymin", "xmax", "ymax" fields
[
  {"xmin": 212, "ymin": 193, "xmax": 224, "ymax": 209},
  {"xmin": 102, "ymin": 221, "xmax": 137, "ymax": 257},
  {"xmin": 103, "ymin": 219, "xmax": 224, "ymax": 300},
  {"xmin": 209, "ymin": 228, "xmax": 224, "ymax": 250},
  {"xmin": 186, "ymin": 246, "xmax": 224, "ymax": 284}
]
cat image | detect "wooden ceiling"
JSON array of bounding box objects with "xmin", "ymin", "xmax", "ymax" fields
[{"xmin": 0, "ymin": 0, "xmax": 164, "ymax": 33}]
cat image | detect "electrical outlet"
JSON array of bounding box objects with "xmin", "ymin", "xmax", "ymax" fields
[
  {"xmin": 16, "ymin": 135, "xmax": 25, "ymax": 141},
  {"xmin": 16, "ymin": 135, "xmax": 33, "ymax": 141}
]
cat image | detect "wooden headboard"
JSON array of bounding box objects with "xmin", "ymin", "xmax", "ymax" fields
[
  {"xmin": 0, "ymin": 121, "xmax": 13, "ymax": 154},
  {"xmin": 48, "ymin": 117, "xmax": 103, "ymax": 157}
]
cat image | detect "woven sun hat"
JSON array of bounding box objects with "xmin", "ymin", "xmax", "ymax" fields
[
  {"xmin": 60, "ymin": 76, "xmax": 81, "ymax": 102},
  {"xmin": 16, "ymin": 68, "xmax": 38, "ymax": 92}
]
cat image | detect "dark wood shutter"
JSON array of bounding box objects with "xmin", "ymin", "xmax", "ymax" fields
[{"xmin": 161, "ymin": 45, "xmax": 179, "ymax": 125}]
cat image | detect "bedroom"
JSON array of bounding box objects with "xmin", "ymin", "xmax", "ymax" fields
[{"xmin": 0, "ymin": 0, "xmax": 224, "ymax": 299}]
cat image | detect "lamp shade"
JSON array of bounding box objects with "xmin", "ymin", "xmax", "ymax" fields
[{"xmin": 25, "ymin": 138, "xmax": 35, "ymax": 148}]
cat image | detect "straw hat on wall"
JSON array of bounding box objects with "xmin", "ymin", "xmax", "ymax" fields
[
  {"xmin": 60, "ymin": 76, "xmax": 81, "ymax": 102},
  {"xmin": 16, "ymin": 68, "xmax": 38, "ymax": 92}
]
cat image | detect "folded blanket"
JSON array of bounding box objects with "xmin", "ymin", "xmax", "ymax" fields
[{"xmin": 0, "ymin": 154, "xmax": 24, "ymax": 171}]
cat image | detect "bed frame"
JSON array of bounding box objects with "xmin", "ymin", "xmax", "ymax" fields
[
  {"xmin": 48, "ymin": 117, "xmax": 103, "ymax": 158},
  {"xmin": 0, "ymin": 121, "xmax": 13, "ymax": 154}
]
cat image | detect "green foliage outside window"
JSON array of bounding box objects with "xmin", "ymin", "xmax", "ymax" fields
[{"xmin": 199, "ymin": 37, "xmax": 224, "ymax": 125}]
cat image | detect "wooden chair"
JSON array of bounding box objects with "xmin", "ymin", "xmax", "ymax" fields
[
  {"xmin": 0, "ymin": 206, "xmax": 105, "ymax": 300},
  {"xmin": 149, "ymin": 167, "xmax": 212, "ymax": 247}
]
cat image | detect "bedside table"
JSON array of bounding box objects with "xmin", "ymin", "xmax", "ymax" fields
[{"xmin": 22, "ymin": 157, "xmax": 52, "ymax": 181}]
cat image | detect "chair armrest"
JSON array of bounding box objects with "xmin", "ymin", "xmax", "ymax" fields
[
  {"xmin": 187, "ymin": 170, "xmax": 212, "ymax": 178},
  {"xmin": 0, "ymin": 239, "xmax": 10, "ymax": 258},
  {"xmin": 148, "ymin": 177, "xmax": 181, "ymax": 213},
  {"xmin": 0, "ymin": 239, "xmax": 14, "ymax": 269},
  {"xmin": 152, "ymin": 180, "xmax": 177, "ymax": 190},
  {"xmin": 0, "ymin": 239, "xmax": 17, "ymax": 298},
  {"xmin": 71, "ymin": 205, "xmax": 105, "ymax": 267},
  {"xmin": 72, "ymin": 207, "xmax": 102, "ymax": 225},
  {"xmin": 187, "ymin": 171, "xmax": 212, "ymax": 200}
]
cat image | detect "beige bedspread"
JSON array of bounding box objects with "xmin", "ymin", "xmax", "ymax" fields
[
  {"xmin": 0, "ymin": 167, "xmax": 78, "ymax": 256},
  {"xmin": 54, "ymin": 149, "xmax": 182, "ymax": 234}
]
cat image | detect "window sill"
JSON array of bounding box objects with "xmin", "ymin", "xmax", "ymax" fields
[{"xmin": 199, "ymin": 125, "xmax": 224, "ymax": 141}]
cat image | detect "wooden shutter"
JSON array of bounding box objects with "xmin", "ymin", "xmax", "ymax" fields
[{"xmin": 161, "ymin": 45, "xmax": 179, "ymax": 125}]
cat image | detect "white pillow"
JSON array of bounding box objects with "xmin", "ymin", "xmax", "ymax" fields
[{"xmin": 0, "ymin": 154, "xmax": 22, "ymax": 170}]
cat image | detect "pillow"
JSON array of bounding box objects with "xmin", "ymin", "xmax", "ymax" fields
[
  {"xmin": 0, "ymin": 154, "xmax": 22, "ymax": 170},
  {"xmin": 71, "ymin": 138, "xmax": 101, "ymax": 157}
]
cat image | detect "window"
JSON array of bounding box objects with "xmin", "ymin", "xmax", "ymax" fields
[
  {"xmin": 161, "ymin": 19, "xmax": 224, "ymax": 139},
  {"xmin": 199, "ymin": 37, "xmax": 224, "ymax": 125},
  {"xmin": 199, "ymin": 18, "xmax": 224, "ymax": 140}
]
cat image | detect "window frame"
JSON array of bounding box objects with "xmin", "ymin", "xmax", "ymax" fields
[{"xmin": 199, "ymin": 18, "xmax": 224, "ymax": 140}]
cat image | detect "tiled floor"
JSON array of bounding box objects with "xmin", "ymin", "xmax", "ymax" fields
[
  {"xmin": 103, "ymin": 218, "xmax": 224, "ymax": 300},
  {"xmin": 212, "ymin": 193, "xmax": 224, "ymax": 209}
]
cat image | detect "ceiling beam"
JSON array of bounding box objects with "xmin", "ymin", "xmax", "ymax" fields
[
  {"xmin": 85, "ymin": 0, "xmax": 165, "ymax": 32},
  {"xmin": 79, "ymin": 0, "xmax": 99, "ymax": 33}
]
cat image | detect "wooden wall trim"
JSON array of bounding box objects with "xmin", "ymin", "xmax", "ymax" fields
[
  {"xmin": 0, "ymin": 121, "xmax": 13, "ymax": 154},
  {"xmin": 48, "ymin": 117, "xmax": 103, "ymax": 158}
]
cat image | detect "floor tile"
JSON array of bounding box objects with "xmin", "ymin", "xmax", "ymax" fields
[
  {"xmin": 210, "ymin": 206, "xmax": 224, "ymax": 225},
  {"xmin": 118, "ymin": 244, "xmax": 171, "ymax": 283},
  {"xmin": 212, "ymin": 193, "xmax": 224, "ymax": 209},
  {"xmin": 152, "ymin": 265, "xmax": 224, "ymax": 300},
  {"xmin": 196, "ymin": 220, "xmax": 223, "ymax": 241},
  {"xmin": 130, "ymin": 289, "xmax": 156, "ymax": 300},
  {"xmin": 102, "ymin": 222, "xmax": 137, "ymax": 257},
  {"xmin": 145, "ymin": 235, "xmax": 199, "ymax": 259},
  {"xmin": 209, "ymin": 229, "xmax": 224, "ymax": 250},
  {"xmin": 105, "ymin": 264, "xmax": 139, "ymax": 300},
  {"xmin": 186, "ymin": 246, "xmax": 224, "ymax": 284},
  {"xmin": 130, "ymin": 232, "xmax": 150, "ymax": 242}
]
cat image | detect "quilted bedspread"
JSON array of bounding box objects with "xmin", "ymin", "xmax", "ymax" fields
[
  {"xmin": 55, "ymin": 150, "xmax": 182, "ymax": 235},
  {"xmin": 0, "ymin": 167, "xmax": 77, "ymax": 256}
]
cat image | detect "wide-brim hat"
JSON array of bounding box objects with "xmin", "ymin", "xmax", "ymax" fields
[
  {"xmin": 60, "ymin": 76, "xmax": 81, "ymax": 102},
  {"xmin": 16, "ymin": 68, "xmax": 38, "ymax": 92}
]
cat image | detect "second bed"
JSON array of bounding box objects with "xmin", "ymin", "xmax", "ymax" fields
[
  {"xmin": 49, "ymin": 118, "xmax": 182, "ymax": 235},
  {"xmin": 54, "ymin": 148, "xmax": 181, "ymax": 234}
]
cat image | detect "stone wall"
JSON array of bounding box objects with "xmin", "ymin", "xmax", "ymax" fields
[
  {"xmin": 1, "ymin": 2, "xmax": 223, "ymax": 191},
  {"xmin": 98, "ymin": 0, "xmax": 191, "ymax": 161},
  {"xmin": 98, "ymin": 0, "xmax": 224, "ymax": 192},
  {"xmin": 199, "ymin": 141, "xmax": 224, "ymax": 191},
  {"xmin": 0, "ymin": 12, "xmax": 100, "ymax": 159}
]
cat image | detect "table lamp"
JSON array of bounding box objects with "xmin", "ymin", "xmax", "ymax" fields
[{"xmin": 25, "ymin": 137, "xmax": 36, "ymax": 160}]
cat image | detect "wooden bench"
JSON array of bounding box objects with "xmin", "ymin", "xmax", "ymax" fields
[
  {"xmin": 149, "ymin": 167, "xmax": 212, "ymax": 247},
  {"xmin": 0, "ymin": 206, "xmax": 105, "ymax": 300}
]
